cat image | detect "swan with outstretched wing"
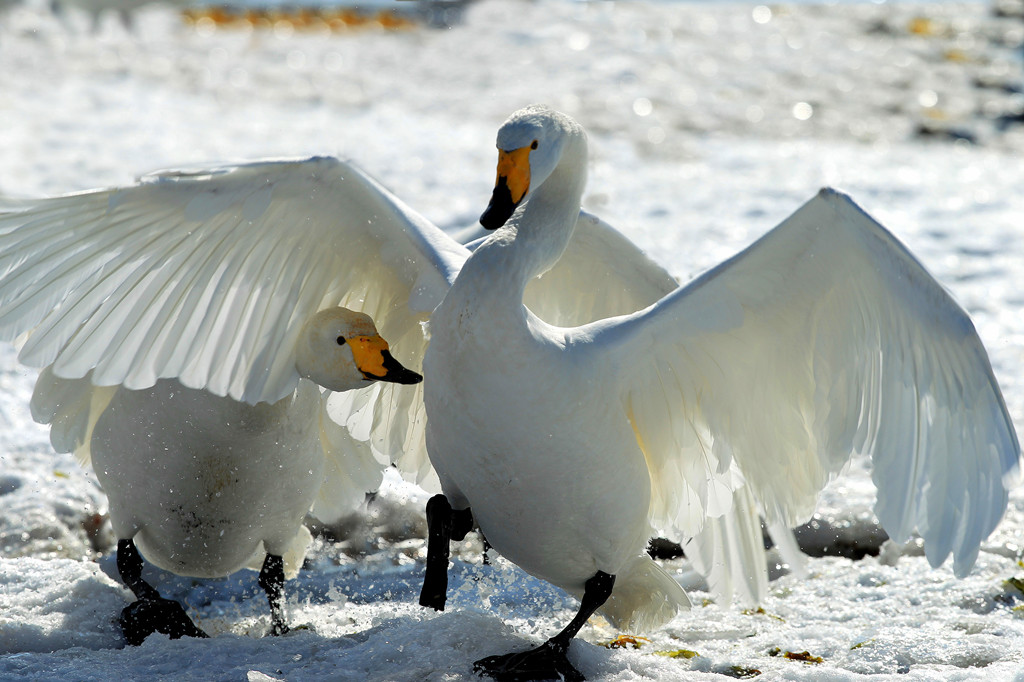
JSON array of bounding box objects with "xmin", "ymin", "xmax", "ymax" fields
[
  {"xmin": 420, "ymin": 106, "xmax": 1018, "ymax": 681},
  {"xmin": 0, "ymin": 107, "xmax": 1018, "ymax": 680},
  {"xmin": 0, "ymin": 158, "xmax": 445, "ymax": 643}
]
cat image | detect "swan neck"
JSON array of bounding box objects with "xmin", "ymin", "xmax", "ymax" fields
[
  {"xmin": 451, "ymin": 130, "xmax": 586, "ymax": 313},
  {"xmin": 512, "ymin": 143, "xmax": 587, "ymax": 281}
]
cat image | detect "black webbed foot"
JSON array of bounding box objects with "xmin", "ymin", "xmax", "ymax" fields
[
  {"xmin": 119, "ymin": 596, "xmax": 209, "ymax": 646},
  {"xmin": 116, "ymin": 538, "xmax": 209, "ymax": 645},
  {"xmin": 473, "ymin": 641, "xmax": 584, "ymax": 682}
]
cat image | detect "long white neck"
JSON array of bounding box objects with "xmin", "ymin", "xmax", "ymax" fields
[{"xmin": 458, "ymin": 135, "xmax": 588, "ymax": 308}]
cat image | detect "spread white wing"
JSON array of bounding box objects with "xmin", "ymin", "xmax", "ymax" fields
[
  {"xmin": 459, "ymin": 209, "xmax": 680, "ymax": 324},
  {"xmin": 524, "ymin": 211, "xmax": 680, "ymax": 325},
  {"xmin": 582, "ymin": 188, "xmax": 1020, "ymax": 578},
  {"xmin": 0, "ymin": 156, "xmax": 466, "ymax": 405},
  {"xmin": 1, "ymin": 156, "xmax": 469, "ymax": 489}
]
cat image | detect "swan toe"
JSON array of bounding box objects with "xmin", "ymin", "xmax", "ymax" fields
[
  {"xmin": 119, "ymin": 597, "xmax": 209, "ymax": 646},
  {"xmin": 473, "ymin": 641, "xmax": 585, "ymax": 682}
]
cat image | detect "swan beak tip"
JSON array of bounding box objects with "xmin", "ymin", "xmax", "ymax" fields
[
  {"xmin": 364, "ymin": 349, "xmax": 423, "ymax": 385},
  {"xmin": 480, "ymin": 146, "xmax": 531, "ymax": 229},
  {"xmin": 480, "ymin": 177, "xmax": 517, "ymax": 230}
]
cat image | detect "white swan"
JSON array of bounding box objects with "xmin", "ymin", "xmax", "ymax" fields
[
  {"xmin": 28, "ymin": 307, "xmax": 421, "ymax": 644},
  {"xmin": 0, "ymin": 107, "xmax": 1017, "ymax": 679},
  {"xmin": 421, "ymin": 107, "xmax": 1017, "ymax": 679},
  {"xmin": 0, "ymin": 152, "xmax": 678, "ymax": 646}
]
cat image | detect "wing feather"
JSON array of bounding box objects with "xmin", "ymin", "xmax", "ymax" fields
[
  {"xmin": 683, "ymin": 483, "xmax": 768, "ymax": 607},
  {"xmin": 584, "ymin": 188, "xmax": 1019, "ymax": 576},
  {"xmin": 461, "ymin": 210, "xmax": 679, "ymax": 324},
  {"xmin": 524, "ymin": 210, "xmax": 680, "ymax": 324},
  {"xmin": 0, "ymin": 157, "xmax": 466, "ymax": 408}
]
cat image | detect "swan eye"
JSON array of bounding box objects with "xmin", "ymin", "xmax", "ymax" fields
[
  {"xmin": 530, "ymin": 140, "xmax": 538, "ymax": 150},
  {"xmin": 336, "ymin": 336, "xmax": 346, "ymax": 345}
]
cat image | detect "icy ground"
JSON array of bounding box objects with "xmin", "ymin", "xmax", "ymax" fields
[{"xmin": 2, "ymin": 0, "xmax": 1024, "ymax": 679}]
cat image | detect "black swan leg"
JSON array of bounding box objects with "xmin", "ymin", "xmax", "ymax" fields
[
  {"xmin": 418, "ymin": 494, "xmax": 473, "ymax": 611},
  {"xmin": 258, "ymin": 553, "xmax": 289, "ymax": 636}
]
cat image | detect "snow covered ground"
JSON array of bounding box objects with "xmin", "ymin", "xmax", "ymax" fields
[{"xmin": 2, "ymin": 0, "xmax": 1024, "ymax": 679}]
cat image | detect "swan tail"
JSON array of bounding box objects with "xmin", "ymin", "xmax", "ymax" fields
[
  {"xmin": 599, "ymin": 554, "xmax": 691, "ymax": 632},
  {"xmin": 246, "ymin": 525, "xmax": 312, "ymax": 580},
  {"xmin": 278, "ymin": 525, "xmax": 313, "ymax": 580}
]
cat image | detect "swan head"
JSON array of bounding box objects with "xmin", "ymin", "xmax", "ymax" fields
[
  {"xmin": 480, "ymin": 105, "xmax": 584, "ymax": 230},
  {"xmin": 295, "ymin": 307, "xmax": 422, "ymax": 392}
]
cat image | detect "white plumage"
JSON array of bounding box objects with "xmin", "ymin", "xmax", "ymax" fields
[
  {"xmin": 33, "ymin": 370, "xmax": 328, "ymax": 578},
  {"xmin": 424, "ymin": 107, "xmax": 1017, "ymax": 678},
  {"xmin": 21, "ymin": 304, "xmax": 421, "ymax": 643},
  {"xmin": 0, "ymin": 151, "xmax": 681, "ymax": 645},
  {"xmin": 0, "ymin": 107, "xmax": 1017, "ymax": 672},
  {"xmin": 0, "ymin": 168, "xmax": 430, "ymax": 641}
]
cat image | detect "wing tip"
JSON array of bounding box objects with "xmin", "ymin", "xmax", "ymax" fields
[
  {"xmin": 817, "ymin": 186, "xmax": 856, "ymax": 207},
  {"xmin": 813, "ymin": 186, "xmax": 891, "ymax": 235}
]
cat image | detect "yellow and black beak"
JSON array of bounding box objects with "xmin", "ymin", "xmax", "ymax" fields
[
  {"xmin": 348, "ymin": 335, "xmax": 423, "ymax": 385},
  {"xmin": 480, "ymin": 145, "xmax": 532, "ymax": 230}
]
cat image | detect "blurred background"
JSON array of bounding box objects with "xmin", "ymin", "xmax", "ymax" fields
[{"xmin": 1, "ymin": 0, "xmax": 1022, "ymax": 200}]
